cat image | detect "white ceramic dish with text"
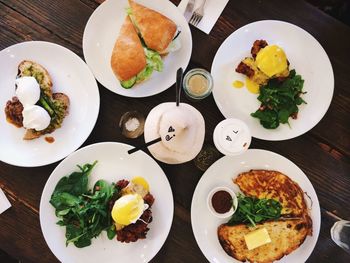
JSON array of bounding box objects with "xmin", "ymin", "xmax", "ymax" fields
[
  {"xmin": 40, "ymin": 142, "xmax": 174, "ymax": 263},
  {"xmin": 83, "ymin": 0, "xmax": 192, "ymax": 97},
  {"xmin": 0, "ymin": 41, "xmax": 99, "ymax": 167},
  {"xmin": 191, "ymin": 149, "xmax": 320, "ymax": 263},
  {"xmin": 211, "ymin": 20, "xmax": 334, "ymax": 141}
]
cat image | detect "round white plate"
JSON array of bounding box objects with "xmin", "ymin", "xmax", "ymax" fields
[
  {"xmin": 191, "ymin": 149, "xmax": 320, "ymax": 263},
  {"xmin": 211, "ymin": 20, "xmax": 334, "ymax": 141},
  {"xmin": 0, "ymin": 41, "xmax": 99, "ymax": 167},
  {"xmin": 40, "ymin": 142, "xmax": 174, "ymax": 263},
  {"xmin": 83, "ymin": 0, "xmax": 192, "ymax": 97}
]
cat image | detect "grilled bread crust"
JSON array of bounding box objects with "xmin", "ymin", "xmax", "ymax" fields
[
  {"xmin": 18, "ymin": 60, "xmax": 53, "ymax": 97},
  {"xmin": 111, "ymin": 16, "xmax": 146, "ymax": 81},
  {"xmin": 218, "ymin": 219, "xmax": 309, "ymax": 263},
  {"xmin": 128, "ymin": 0, "xmax": 177, "ymax": 53}
]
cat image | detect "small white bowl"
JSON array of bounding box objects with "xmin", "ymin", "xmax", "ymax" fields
[{"xmin": 207, "ymin": 186, "xmax": 238, "ymax": 218}]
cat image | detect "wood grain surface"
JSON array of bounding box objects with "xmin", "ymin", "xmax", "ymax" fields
[{"xmin": 0, "ymin": 0, "xmax": 349, "ymax": 262}]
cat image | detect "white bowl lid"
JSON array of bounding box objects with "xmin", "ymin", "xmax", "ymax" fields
[{"xmin": 213, "ymin": 118, "xmax": 251, "ymax": 156}]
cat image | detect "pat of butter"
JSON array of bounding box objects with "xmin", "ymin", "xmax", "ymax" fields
[{"xmin": 244, "ymin": 227, "xmax": 271, "ymax": 250}]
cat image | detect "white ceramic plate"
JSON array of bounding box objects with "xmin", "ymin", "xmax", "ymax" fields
[
  {"xmin": 211, "ymin": 20, "xmax": 334, "ymax": 141},
  {"xmin": 191, "ymin": 149, "xmax": 320, "ymax": 263},
  {"xmin": 40, "ymin": 142, "xmax": 174, "ymax": 263},
  {"xmin": 83, "ymin": 0, "xmax": 192, "ymax": 97},
  {"xmin": 0, "ymin": 41, "xmax": 99, "ymax": 167}
]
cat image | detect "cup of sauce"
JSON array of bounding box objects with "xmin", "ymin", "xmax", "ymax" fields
[
  {"xmin": 183, "ymin": 68, "xmax": 213, "ymax": 100},
  {"xmin": 207, "ymin": 186, "xmax": 238, "ymax": 218}
]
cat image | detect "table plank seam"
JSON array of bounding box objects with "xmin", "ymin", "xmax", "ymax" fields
[
  {"xmin": 0, "ymin": 1, "xmax": 84, "ymax": 57},
  {"xmin": 0, "ymin": 183, "xmax": 39, "ymax": 214},
  {"xmin": 308, "ymin": 133, "xmax": 350, "ymax": 161}
]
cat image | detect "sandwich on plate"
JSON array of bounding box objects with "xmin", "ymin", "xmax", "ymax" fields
[{"xmin": 111, "ymin": 0, "xmax": 181, "ymax": 89}]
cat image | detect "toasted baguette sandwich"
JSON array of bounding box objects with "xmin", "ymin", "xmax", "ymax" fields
[
  {"xmin": 127, "ymin": 0, "xmax": 179, "ymax": 55},
  {"xmin": 110, "ymin": 16, "xmax": 164, "ymax": 89},
  {"xmin": 111, "ymin": 16, "xmax": 147, "ymax": 84},
  {"xmin": 218, "ymin": 219, "xmax": 310, "ymax": 263},
  {"xmin": 9, "ymin": 60, "xmax": 69, "ymax": 140},
  {"xmin": 110, "ymin": 1, "xmax": 181, "ymax": 89}
]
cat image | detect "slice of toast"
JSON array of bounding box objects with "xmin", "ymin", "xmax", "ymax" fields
[
  {"xmin": 218, "ymin": 219, "xmax": 310, "ymax": 263},
  {"xmin": 18, "ymin": 60, "xmax": 53, "ymax": 97}
]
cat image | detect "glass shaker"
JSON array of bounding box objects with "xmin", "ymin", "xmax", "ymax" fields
[{"xmin": 331, "ymin": 220, "xmax": 350, "ymax": 254}]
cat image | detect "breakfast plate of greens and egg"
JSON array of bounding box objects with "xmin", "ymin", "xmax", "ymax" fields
[
  {"xmin": 40, "ymin": 142, "xmax": 173, "ymax": 263},
  {"xmin": 211, "ymin": 20, "xmax": 334, "ymax": 141}
]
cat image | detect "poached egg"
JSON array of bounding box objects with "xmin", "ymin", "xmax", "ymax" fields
[
  {"xmin": 255, "ymin": 45, "xmax": 288, "ymax": 78},
  {"xmin": 15, "ymin": 76, "xmax": 41, "ymax": 106},
  {"xmin": 22, "ymin": 105, "xmax": 51, "ymax": 131},
  {"xmin": 111, "ymin": 193, "xmax": 147, "ymax": 226}
]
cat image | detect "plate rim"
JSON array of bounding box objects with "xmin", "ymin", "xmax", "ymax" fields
[
  {"xmin": 0, "ymin": 40, "xmax": 100, "ymax": 167},
  {"xmin": 190, "ymin": 148, "xmax": 321, "ymax": 263},
  {"xmin": 211, "ymin": 19, "xmax": 334, "ymax": 141},
  {"xmin": 82, "ymin": 0, "xmax": 192, "ymax": 98},
  {"xmin": 39, "ymin": 141, "xmax": 174, "ymax": 263}
]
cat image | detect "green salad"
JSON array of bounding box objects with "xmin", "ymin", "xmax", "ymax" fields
[
  {"xmin": 50, "ymin": 161, "xmax": 118, "ymax": 248},
  {"xmin": 228, "ymin": 194, "xmax": 282, "ymax": 227},
  {"xmin": 251, "ymin": 70, "xmax": 306, "ymax": 129}
]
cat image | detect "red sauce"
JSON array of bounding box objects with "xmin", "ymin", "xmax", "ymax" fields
[
  {"xmin": 45, "ymin": 136, "xmax": 55, "ymax": 143},
  {"xmin": 211, "ymin": 190, "xmax": 232, "ymax": 213}
]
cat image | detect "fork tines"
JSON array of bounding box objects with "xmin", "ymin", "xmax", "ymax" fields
[{"xmin": 189, "ymin": 13, "xmax": 203, "ymax": 26}]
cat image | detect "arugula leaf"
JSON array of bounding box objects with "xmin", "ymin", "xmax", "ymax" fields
[
  {"xmin": 228, "ymin": 194, "xmax": 282, "ymax": 227},
  {"xmin": 251, "ymin": 69, "xmax": 306, "ymax": 129},
  {"xmin": 49, "ymin": 161, "xmax": 118, "ymax": 248}
]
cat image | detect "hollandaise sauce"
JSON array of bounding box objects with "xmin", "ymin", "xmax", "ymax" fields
[
  {"xmin": 245, "ymin": 78, "xmax": 260, "ymax": 94},
  {"xmin": 232, "ymin": 80, "xmax": 244, "ymax": 88}
]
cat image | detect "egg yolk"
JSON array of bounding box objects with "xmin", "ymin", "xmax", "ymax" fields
[
  {"xmin": 131, "ymin": 176, "xmax": 149, "ymax": 191},
  {"xmin": 111, "ymin": 194, "xmax": 144, "ymax": 226},
  {"xmin": 255, "ymin": 45, "xmax": 288, "ymax": 78}
]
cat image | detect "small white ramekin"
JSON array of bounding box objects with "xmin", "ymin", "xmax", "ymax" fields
[{"xmin": 207, "ymin": 186, "xmax": 238, "ymax": 218}]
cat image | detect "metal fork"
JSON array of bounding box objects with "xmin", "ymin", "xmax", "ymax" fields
[{"xmin": 189, "ymin": 0, "xmax": 207, "ymax": 26}]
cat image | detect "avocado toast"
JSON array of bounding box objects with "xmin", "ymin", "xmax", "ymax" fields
[{"xmin": 5, "ymin": 60, "xmax": 70, "ymax": 140}]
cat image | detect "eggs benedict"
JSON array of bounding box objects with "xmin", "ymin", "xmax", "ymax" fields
[
  {"xmin": 111, "ymin": 177, "xmax": 155, "ymax": 243},
  {"xmin": 255, "ymin": 45, "xmax": 289, "ymax": 78},
  {"xmin": 235, "ymin": 40, "xmax": 290, "ymax": 93}
]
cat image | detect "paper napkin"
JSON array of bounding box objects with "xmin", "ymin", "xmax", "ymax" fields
[
  {"xmin": 178, "ymin": 0, "xmax": 229, "ymax": 34},
  {"xmin": 0, "ymin": 188, "xmax": 11, "ymax": 214}
]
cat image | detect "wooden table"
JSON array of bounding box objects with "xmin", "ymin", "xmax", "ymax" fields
[{"xmin": 0, "ymin": 0, "xmax": 349, "ymax": 262}]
